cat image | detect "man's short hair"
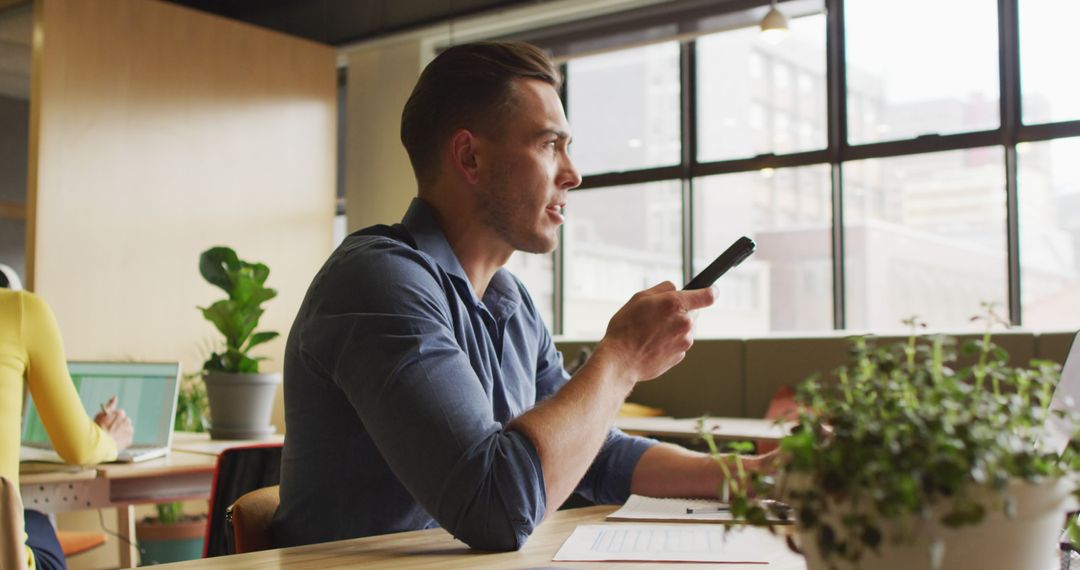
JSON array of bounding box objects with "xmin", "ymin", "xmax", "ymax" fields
[{"xmin": 400, "ymin": 41, "xmax": 561, "ymax": 188}]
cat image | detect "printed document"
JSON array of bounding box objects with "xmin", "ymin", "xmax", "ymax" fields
[{"xmin": 552, "ymin": 523, "xmax": 773, "ymax": 563}]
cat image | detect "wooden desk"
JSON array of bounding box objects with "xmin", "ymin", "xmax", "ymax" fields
[
  {"xmin": 152, "ymin": 505, "xmax": 807, "ymax": 569},
  {"xmin": 20, "ymin": 433, "xmax": 284, "ymax": 566},
  {"xmin": 21, "ymin": 450, "xmax": 218, "ymax": 567},
  {"xmin": 615, "ymin": 416, "xmax": 792, "ymax": 441}
]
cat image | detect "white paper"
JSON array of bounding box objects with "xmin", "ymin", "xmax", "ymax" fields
[
  {"xmin": 607, "ymin": 494, "xmax": 737, "ymax": 522},
  {"xmin": 552, "ymin": 523, "xmax": 773, "ymax": 563}
]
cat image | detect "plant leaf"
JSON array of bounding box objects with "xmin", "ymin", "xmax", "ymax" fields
[
  {"xmin": 199, "ymin": 247, "xmax": 239, "ymax": 293},
  {"xmin": 245, "ymin": 331, "xmax": 279, "ymax": 352}
]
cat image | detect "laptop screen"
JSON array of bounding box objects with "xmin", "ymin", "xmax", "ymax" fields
[
  {"xmin": 21, "ymin": 361, "xmax": 181, "ymax": 448},
  {"xmin": 1047, "ymin": 332, "xmax": 1080, "ymax": 456}
]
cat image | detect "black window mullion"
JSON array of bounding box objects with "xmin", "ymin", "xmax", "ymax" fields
[
  {"xmin": 826, "ymin": 0, "xmax": 847, "ymax": 329},
  {"xmin": 577, "ymin": 165, "xmax": 685, "ymax": 190},
  {"xmin": 681, "ymin": 40, "xmax": 697, "ymax": 285},
  {"xmin": 693, "ymin": 149, "xmax": 831, "ymax": 178},
  {"xmin": 1018, "ymin": 120, "xmax": 1080, "ymax": 143},
  {"xmin": 843, "ymin": 131, "xmax": 1001, "ymax": 162},
  {"xmin": 555, "ymin": 62, "xmax": 569, "ymax": 335},
  {"xmin": 999, "ymin": 0, "xmax": 1022, "ymax": 325}
]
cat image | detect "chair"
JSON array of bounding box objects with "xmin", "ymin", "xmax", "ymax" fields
[
  {"xmin": 1, "ymin": 475, "xmax": 29, "ymax": 570},
  {"xmin": 56, "ymin": 531, "xmax": 106, "ymax": 557},
  {"xmin": 203, "ymin": 443, "xmax": 282, "ymax": 558},
  {"xmin": 756, "ymin": 385, "xmax": 798, "ymax": 454},
  {"xmin": 227, "ymin": 485, "xmax": 280, "ymax": 554}
]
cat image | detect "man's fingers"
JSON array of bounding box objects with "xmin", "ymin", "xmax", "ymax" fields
[
  {"xmin": 105, "ymin": 396, "xmax": 118, "ymax": 412},
  {"xmin": 677, "ymin": 286, "xmax": 717, "ymax": 312},
  {"xmin": 639, "ymin": 281, "xmax": 676, "ymax": 297}
]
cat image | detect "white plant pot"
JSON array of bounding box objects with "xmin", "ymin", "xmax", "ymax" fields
[
  {"xmin": 203, "ymin": 371, "xmax": 281, "ymax": 440},
  {"xmin": 794, "ymin": 478, "xmax": 1076, "ymax": 570}
]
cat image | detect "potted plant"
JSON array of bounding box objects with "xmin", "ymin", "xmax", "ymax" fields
[
  {"xmin": 137, "ymin": 376, "xmax": 209, "ymax": 564},
  {"xmin": 197, "ymin": 246, "xmax": 280, "ymax": 440},
  {"xmin": 707, "ymin": 308, "xmax": 1080, "ymax": 570}
]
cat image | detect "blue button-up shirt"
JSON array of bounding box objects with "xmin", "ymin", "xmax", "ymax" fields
[{"xmin": 273, "ymin": 198, "xmax": 656, "ymax": 551}]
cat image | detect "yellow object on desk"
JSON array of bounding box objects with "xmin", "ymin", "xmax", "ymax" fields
[{"xmin": 617, "ymin": 402, "xmax": 666, "ymax": 418}]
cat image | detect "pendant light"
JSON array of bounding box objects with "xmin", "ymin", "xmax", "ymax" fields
[{"xmin": 760, "ymin": 0, "xmax": 789, "ymax": 44}]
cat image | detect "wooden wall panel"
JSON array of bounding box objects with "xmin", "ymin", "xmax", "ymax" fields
[
  {"xmin": 344, "ymin": 39, "xmax": 423, "ymax": 230},
  {"xmin": 29, "ymin": 0, "xmax": 335, "ymax": 396}
]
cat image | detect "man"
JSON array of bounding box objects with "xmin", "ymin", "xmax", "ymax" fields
[{"xmin": 272, "ymin": 41, "xmax": 773, "ymax": 551}]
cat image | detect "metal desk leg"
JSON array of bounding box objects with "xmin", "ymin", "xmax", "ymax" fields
[{"xmin": 116, "ymin": 504, "xmax": 137, "ymax": 568}]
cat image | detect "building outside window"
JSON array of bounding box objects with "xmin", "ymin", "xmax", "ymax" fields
[{"xmin": 508, "ymin": 0, "xmax": 1080, "ymax": 338}]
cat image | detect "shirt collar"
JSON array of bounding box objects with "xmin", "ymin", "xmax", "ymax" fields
[{"xmin": 401, "ymin": 198, "xmax": 521, "ymax": 318}]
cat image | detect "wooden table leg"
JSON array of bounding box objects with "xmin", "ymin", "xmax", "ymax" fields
[{"xmin": 116, "ymin": 504, "xmax": 138, "ymax": 568}]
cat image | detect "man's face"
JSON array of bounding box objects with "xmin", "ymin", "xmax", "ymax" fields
[{"xmin": 474, "ymin": 79, "xmax": 582, "ymax": 254}]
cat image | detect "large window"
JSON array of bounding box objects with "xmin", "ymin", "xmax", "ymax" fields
[
  {"xmin": 567, "ymin": 42, "xmax": 681, "ymax": 175},
  {"xmin": 517, "ymin": 0, "xmax": 1080, "ymax": 338},
  {"xmin": 693, "ymin": 165, "xmax": 833, "ymax": 335},
  {"xmin": 1019, "ymin": 137, "xmax": 1080, "ymax": 328},
  {"xmin": 504, "ymin": 251, "xmax": 556, "ymax": 328},
  {"xmin": 562, "ymin": 181, "xmax": 682, "ymax": 338},
  {"xmin": 845, "ymin": 0, "xmax": 1000, "ymax": 145},
  {"xmin": 697, "ymin": 13, "xmax": 827, "ymax": 161},
  {"xmin": 844, "ymin": 150, "xmax": 1007, "ymax": 331},
  {"xmin": 1019, "ymin": 1, "xmax": 1080, "ymax": 125}
]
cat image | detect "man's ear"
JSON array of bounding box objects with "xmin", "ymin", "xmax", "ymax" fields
[{"xmin": 449, "ymin": 129, "xmax": 481, "ymax": 185}]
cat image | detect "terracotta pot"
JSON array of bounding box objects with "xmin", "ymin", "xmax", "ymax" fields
[{"xmin": 136, "ymin": 516, "xmax": 206, "ymax": 565}]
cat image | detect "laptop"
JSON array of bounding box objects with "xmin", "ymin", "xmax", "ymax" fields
[
  {"xmin": 1046, "ymin": 332, "xmax": 1080, "ymax": 456},
  {"xmin": 20, "ymin": 361, "xmax": 182, "ymax": 463}
]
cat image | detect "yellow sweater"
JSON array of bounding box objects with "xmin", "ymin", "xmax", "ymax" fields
[{"xmin": 1, "ymin": 289, "xmax": 116, "ymax": 569}]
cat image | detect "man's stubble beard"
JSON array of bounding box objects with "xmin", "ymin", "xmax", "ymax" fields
[{"xmin": 478, "ymin": 172, "xmax": 558, "ymax": 256}]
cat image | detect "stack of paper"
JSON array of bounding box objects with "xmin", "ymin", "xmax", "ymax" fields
[
  {"xmin": 607, "ymin": 494, "xmax": 793, "ymax": 524},
  {"xmin": 553, "ymin": 523, "xmax": 776, "ymax": 563},
  {"xmin": 607, "ymin": 494, "xmax": 738, "ymax": 523}
]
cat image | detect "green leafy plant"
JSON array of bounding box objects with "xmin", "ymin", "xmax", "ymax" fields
[
  {"xmin": 174, "ymin": 373, "xmax": 208, "ymax": 433},
  {"xmin": 704, "ymin": 304, "xmax": 1080, "ymax": 566},
  {"xmin": 197, "ymin": 246, "xmax": 278, "ymax": 374},
  {"xmin": 154, "ymin": 374, "xmax": 209, "ymax": 523}
]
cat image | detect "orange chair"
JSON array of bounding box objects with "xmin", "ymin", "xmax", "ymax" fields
[
  {"xmin": 203, "ymin": 443, "xmax": 282, "ymax": 557},
  {"xmin": 757, "ymin": 385, "xmax": 799, "ymax": 454},
  {"xmin": 57, "ymin": 530, "xmax": 107, "ymax": 558},
  {"xmin": 226, "ymin": 485, "xmax": 279, "ymax": 554}
]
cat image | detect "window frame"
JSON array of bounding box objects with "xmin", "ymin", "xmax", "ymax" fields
[{"xmin": 545, "ymin": 0, "xmax": 1080, "ymax": 336}]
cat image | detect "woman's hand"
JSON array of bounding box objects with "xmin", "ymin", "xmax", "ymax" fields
[{"xmin": 94, "ymin": 396, "xmax": 133, "ymax": 452}]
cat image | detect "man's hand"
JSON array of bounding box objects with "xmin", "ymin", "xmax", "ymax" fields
[
  {"xmin": 595, "ymin": 281, "xmax": 717, "ymax": 386},
  {"xmin": 94, "ymin": 396, "xmax": 133, "ymax": 452},
  {"xmin": 509, "ymin": 282, "xmax": 716, "ymax": 514}
]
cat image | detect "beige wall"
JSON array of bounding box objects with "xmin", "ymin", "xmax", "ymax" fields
[
  {"xmin": 25, "ymin": 1, "xmax": 336, "ymax": 565},
  {"xmin": 344, "ymin": 39, "xmax": 424, "ymax": 231},
  {"xmin": 28, "ymin": 0, "xmax": 336, "ymax": 386}
]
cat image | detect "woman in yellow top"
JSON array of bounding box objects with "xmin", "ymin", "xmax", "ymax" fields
[{"xmin": 1, "ymin": 281, "xmax": 133, "ymax": 570}]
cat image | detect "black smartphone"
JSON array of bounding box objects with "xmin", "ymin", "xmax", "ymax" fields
[{"xmin": 683, "ymin": 236, "xmax": 756, "ymax": 290}]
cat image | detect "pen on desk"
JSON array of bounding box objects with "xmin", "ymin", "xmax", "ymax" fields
[{"xmin": 686, "ymin": 505, "xmax": 730, "ymax": 514}]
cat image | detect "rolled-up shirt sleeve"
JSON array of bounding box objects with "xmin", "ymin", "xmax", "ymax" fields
[
  {"xmin": 533, "ymin": 318, "xmax": 658, "ymax": 506},
  {"xmin": 299, "ymin": 242, "xmax": 545, "ymax": 551}
]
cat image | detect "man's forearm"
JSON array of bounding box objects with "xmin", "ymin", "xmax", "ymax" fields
[
  {"xmin": 508, "ymin": 344, "xmax": 633, "ymax": 513},
  {"xmin": 630, "ymin": 443, "xmax": 769, "ymax": 499},
  {"xmin": 629, "ymin": 443, "xmax": 723, "ymax": 498},
  {"xmin": 508, "ymin": 282, "xmax": 716, "ymax": 515}
]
